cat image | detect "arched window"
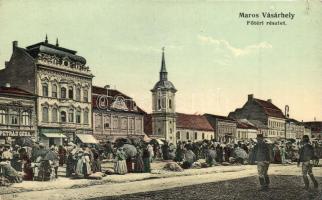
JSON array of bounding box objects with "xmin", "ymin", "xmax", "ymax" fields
[
  {"xmin": 83, "ymin": 89, "xmax": 88, "ymax": 102},
  {"xmin": 158, "ymin": 99, "xmax": 161, "ymax": 110},
  {"xmin": 52, "ymin": 84, "xmax": 58, "ymax": 98},
  {"xmin": 68, "ymin": 109, "xmax": 74, "ymax": 123},
  {"xmin": 42, "ymin": 107, "xmax": 48, "ymax": 122},
  {"xmin": 42, "ymin": 83, "xmax": 48, "ymax": 97},
  {"xmin": 84, "ymin": 109, "xmax": 89, "ymax": 124},
  {"xmin": 61, "ymin": 87, "xmax": 67, "ymax": 99},
  {"xmin": 76, "ymin": 110, "xmax": 81, "ymax": 124},
  {"xmin": 186, "ymin": 132, "xmax": 190, "ymax": 140},
  {"xmin": 61, "ymin": 111, "xmax": 66, "ymax": 123},
  {"xmin": 52, "ymin": 108, "xmax": 58, "ymax": 122},
  {"xmin": 176, "ymin": 131, "xmax": 181, "ymax": 139},
  {"xmin": 68, "ymin": 86, "xmax": 74, "ymax": 99},
  {"xmin": 194, "ymin": 132, "xmax": 198, "ymax": 140},
  {"xmin": 11, "ymin": 110, "xmax": 19, "ymax": 125},
  {"xmin": 76, "ymin": 88, "xmax": 81, "ymax": 101},
  {"xmin": 22, "ymin": 111, "xmax": 30, "ymax": 125},
  {"xmin": 0, "ymin": 109, "xmax": 7, "ymax": 124}
]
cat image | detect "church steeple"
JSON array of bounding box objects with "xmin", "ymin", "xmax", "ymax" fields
[
  {"xmin": 160, "ymin": 47, "xmax": 168, "ymax": 81},
  {"xmin": 45, "ymin": 34, "xmax": 48, "ymax": 44}
]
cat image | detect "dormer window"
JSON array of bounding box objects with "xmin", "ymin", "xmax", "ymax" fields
[{"xmin": 64, "ymin": 61, "xmax": 68, "ymax": 66}]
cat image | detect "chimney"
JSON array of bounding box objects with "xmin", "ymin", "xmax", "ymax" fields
[
  {"xmin": 104, "ymin": 85, "xmax": 110, "ymax": 96},
  {"xmin": 248, "ymin": 94, "xmax": 253, "ymax": 101},
  {"xmin": 5, "ymin": 83, "xmax": 11, "ymax": 88},
  {"xmin": 267, "ymin": 99, "xmax": 272, "ymax": 103},
  {"xmin": 12, "ymin": 41, "xmax": 18, "ymax": 51}
]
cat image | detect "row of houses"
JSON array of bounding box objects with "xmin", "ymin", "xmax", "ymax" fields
[{"xmin": 0, "ymin": 38, "xmax": 320, "ymax": 147}]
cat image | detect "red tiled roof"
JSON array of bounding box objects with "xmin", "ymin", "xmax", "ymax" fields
[
  {"xmin": 254, "ymin": 98, "xmax": 285, "ymax": 119},
  {"xmin": 176, "ymin": 113, "xmax": 214, "ymax": 131},
  {"xmin": 92, "ymin": 86, "xmax": 145, "ymax": 114},
  {"xmin": 0, "ymin": 86, "xmax": 34, "ymax": 97},
  {"xmin": 237, "ymin": 121, "xmax": 258, "ymax": 130},
  {"xmin": 143, "ymin": 113, "xmax": 214, "ymax": 135}
]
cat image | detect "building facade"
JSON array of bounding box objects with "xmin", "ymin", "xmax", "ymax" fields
[
  {"xmin": 285, "ymin": 118, "xmax": 307, "ymax": 139},
  {"xmin": 0, "ymin": 84, "xmax": 36, "ymax": 145},
  {"xmin": 0, "ymin": 39, "xmax": 93, "ymax": 147},
  {"xmin": 236, "ymin": 119, "xmax": 259, "ymax": 140},
  {"xmin": 204, "ymin": 114, "xmax": 237, "ymax": 143},
  {"xmin": 175, "ymin": 113, "xmax": 214, "ymax": 142},
  {"xmin": 304, "ymin": 121, "xmax": 322, "ymax": 140},
  {"xmin": 92, "ymin": 85, "xmax": 145, "ymax": 142},
  {"xmin": 150, "ymin": 49, "xmax": 177, "ymax": 144},
  {"xmin": 228, "ymin": 94, "xmax": 285, "ymax": 140}
]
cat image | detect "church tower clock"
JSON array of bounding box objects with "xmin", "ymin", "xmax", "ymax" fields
[{"xmin": 151, "ymin": 48, "xmax": 177, "ymax": 144}]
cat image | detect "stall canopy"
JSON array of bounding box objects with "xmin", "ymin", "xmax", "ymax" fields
[
  {"xmin": 76, "ymin": 134, "xmax": 98, "ymax": 144},
  {"xmin": 42, "ymin": 133, "xmax": 66, "ymax": 138},
  {"xmin": 41, "ymin": 128, "xmax": 66, "ymax": 138}
]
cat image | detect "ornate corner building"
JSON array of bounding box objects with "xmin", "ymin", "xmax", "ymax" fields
[
  {"xmin": 92, "ymin": 85, "xmax": 145, "ymax": 142},
  {"xmin": 0, "ymin": 38, "xmax": 94, "ymax": 147}
]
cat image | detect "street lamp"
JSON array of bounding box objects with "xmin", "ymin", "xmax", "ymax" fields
[{"xmin": 284, "ymin": 105, "xmax": 289, "ymax": 139}]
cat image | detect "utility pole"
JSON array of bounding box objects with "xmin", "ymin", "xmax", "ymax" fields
[{"xmin": 284, "ymin": 105, "xmax": 289, "ymax": 139}]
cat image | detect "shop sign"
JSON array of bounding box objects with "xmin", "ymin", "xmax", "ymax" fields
[{"xmin": 0, "ymin": 130, "xmax": 34, "ymax": 137}]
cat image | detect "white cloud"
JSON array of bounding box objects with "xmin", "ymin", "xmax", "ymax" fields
[{"xmin": 198, "ymin": 35, "xmax": 272, "ymax": 57}]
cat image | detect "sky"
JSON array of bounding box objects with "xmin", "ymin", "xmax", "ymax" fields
[{"xmin": 0, "ymin": 0, "xmax": 321, "ymax": 121}]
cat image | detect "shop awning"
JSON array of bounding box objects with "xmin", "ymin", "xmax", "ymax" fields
[
  {"xmin": 76, "ymin": 134, "xmax": 98, "ymax": 144},
  {"xmin": 42, "ymin": 133, "xmax": 66, "ymax": 138}
]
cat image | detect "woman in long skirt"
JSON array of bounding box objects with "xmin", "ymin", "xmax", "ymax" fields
[
  {"xmin": 134, "ymin": 148, "xmax": 144, "ymax": 173},
  {"xmin": 114, "ymin": 147, "xmax": 127, "ymax": 175}
]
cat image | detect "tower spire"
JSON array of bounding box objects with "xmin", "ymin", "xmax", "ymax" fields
[
  {"xmin": 56, "ymin": 38, "xmax": 59, "ymax": 47},
  {"xmin": 45, "ymin": 34, "xmax": 48, "ymax": 43},
  {"xmin": 160, "ymin": 47, "xmax": 168, "ymax": 81}
]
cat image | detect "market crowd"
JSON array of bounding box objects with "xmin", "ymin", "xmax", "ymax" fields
[{"xmin": 0, "ymin": 136, "xmax": 321, "ymax": 188}]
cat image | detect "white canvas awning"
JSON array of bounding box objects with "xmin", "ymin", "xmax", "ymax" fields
[
  {"xmin": 76, "ymin": 134, "xmax": 98, "ymax": 144},
  {"xmin": 42, "ymin": 133, "xmax": 66, "ymax": 138}
]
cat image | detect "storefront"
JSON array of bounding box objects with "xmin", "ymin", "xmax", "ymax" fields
[
  {"xmin": 0, "ymin": 130, "xmax": 35, "ymax": 146},
  {"xmin": 0, "ymin": 85, "xmax": 37, "ymax": 147},
  {"xmin": 39, "ymin": 128, "xmax": 66, "ymax": 148}
]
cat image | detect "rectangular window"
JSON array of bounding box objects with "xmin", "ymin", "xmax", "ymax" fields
[
  {"xmin": 68, "ymin": 87, "xmax": 74, "ymax": 99},
  {"xmin": 194, "ymin": 132, "xmax": 198, "ymax": 140},
  {"xmin": 42, "ymin": 108, "xmax": 48, "ymax": 123},
  {"xmin": 0, "ymin": 110, "xmax": 7, "ymax": 124},
  {"xmin": 42, "ymin": 84, "xmax": 48, "ymax": 97},
  {"xmin": 84, "ymin": 111, "xmax": 89, "ymax": 124},
  {"xmin": 186, "ymin": 132, "xmax": 189, "ymax": 140},
  {"xmin": 83, "ymin": 89, "xmax": 88, "ymax": 102},
  {"xmin": 68, "ymin": 110, "xmax": 74, "ymax": 123},
  {"xmin": 176, "ymin": 131, "xmax": 180, "ymax": 139},
  {"xmin": 76, "ymin": 111, "xmax": 81, "ymax": 124},
  {"xmin": 52, "ymin": 85, "xmax": 57, "ymax": 98},
  {"xmin": 76, "ymin": 88, "xmax": 81, "ymax": 101}
]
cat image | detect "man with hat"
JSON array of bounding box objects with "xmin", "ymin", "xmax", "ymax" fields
[
  {"xmin": 253, "ymin": 134, "xmax": 271, "ymax": 190},
  {"xmin": 297, "ymin": 135, "xmax": 318, "ymax": 190}
]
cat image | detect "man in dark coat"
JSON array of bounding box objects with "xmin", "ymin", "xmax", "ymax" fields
[
  {"xmin": 253, "ymin": 134, "xmax": 271, "ymax": 190},
  {"xmin": 162, "ymin": 142, "xmax": 170, "ymax": 160},
  {"xmin": 297, "ymin": 135, "xmax": 318, "ymax": 190}
]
